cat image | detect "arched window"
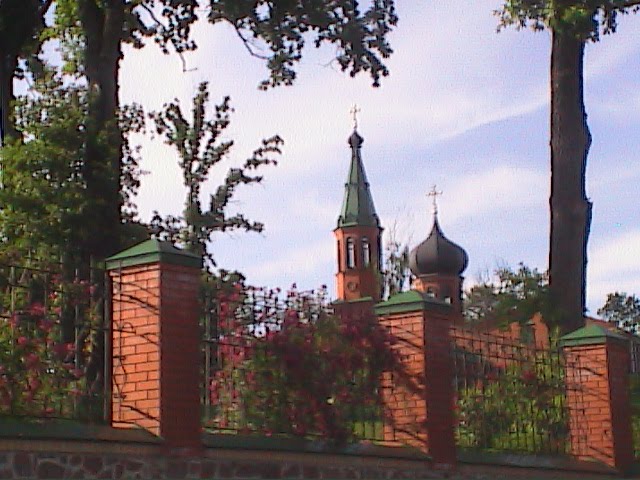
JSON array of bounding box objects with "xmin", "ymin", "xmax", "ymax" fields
[
  {"xmin": 337, "ymin": 240, "xmax": 342, "ymax": 270},
  {"xmin": 362, "ymin": 237, "xmax": 371, "ymax": 267},
  {"xmin": 346, "ymin": 238, "xmax": 356, "ymax": 269}
]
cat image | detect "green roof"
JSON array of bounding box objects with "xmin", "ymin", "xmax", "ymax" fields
[
  {"xmin": 374, "ymin": 290, "xmax": 450, "ymax": 316},
  {"xmin": 105, "ymin": 239, "xmax": 201, "ymax": 270},
  {"xmin": 559, "ymin": 323, "xmax": 629, "ymax": 347},
  {"xmin": 337, "ymin": 131, "xmax": 380, "ymax": 229},
  {"xmin": 332, "ymin": 296, "xmax": 374, "ymax": 306}
]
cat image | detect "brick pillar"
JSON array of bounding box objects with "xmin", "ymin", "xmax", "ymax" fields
[
  {"xmin": 560, "ymin": 325, "xmax": 634, "ymax": 474},
  {"xmin": 375, "ymin": 291, "xmax": 457, "ymax": 469},
  {"xmin": 106, "ymin": 239, "xmax": 202, "ymax": 448}
]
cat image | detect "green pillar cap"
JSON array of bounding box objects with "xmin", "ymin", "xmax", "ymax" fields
[
  {"xmin": 374, "ymin": 290, "xmax": 450, "ymax": 316},
  {"xmin": 559, "ymin": 323, "xmax": 629, "ymax": 348},
  {"xmin": 105, "ymin": 239, "xmax": 201, "ymax": 270}
]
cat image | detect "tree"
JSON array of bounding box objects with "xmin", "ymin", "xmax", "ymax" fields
[
  {"xmin": 0, "ymin": 70, "xmax": 145, "ymax": 261},
  {"xmin": 0, "ymin": 77, "xmax": 88, "ymax": 262},
  {"xmin": 19, "ymin": 0, "xmax": 397, "ymax": 263},
  {"xmin": 497, "ymin": 1, "xmax": 640, "ymax": 334},
  {"xmin": 598, "ymin": 292, "xmax": 640, "ymax": 334},
  {"xmin": 0, "ymin": 0, "xmax": 52, "ymax": 144},
  {"xmin": 464, "ymin": 264, "xmax": 551, "ymax": 327},
  {"xmin": 149, "ymin": 81, "xmax": 281, "ymax": 268}
]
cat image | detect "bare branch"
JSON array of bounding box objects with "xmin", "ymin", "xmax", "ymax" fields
[{"xmin": 229, "ymin": 21, "xmax": 270, "ymax": 61}]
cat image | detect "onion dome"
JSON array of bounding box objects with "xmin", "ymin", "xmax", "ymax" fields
[{"xmin": 409, "ymin": 217, "xmax": 468, "ymax": 276}]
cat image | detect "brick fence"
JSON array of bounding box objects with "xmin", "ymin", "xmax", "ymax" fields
[{"xmin": 1, "ymin": 239, "xmax": 635, "ymax": 479}]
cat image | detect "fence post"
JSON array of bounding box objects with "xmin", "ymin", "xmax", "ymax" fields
[
  {"xmin": 106, "ymin": 239, "xmax": 202, "ymax": 449},
  {"xmin": 560, "ymin": 324, "xmax": 634, "ymax": 474},
  {"xmin": 375, "ymin": 291, "xmax": 457, "ymax": 469}
]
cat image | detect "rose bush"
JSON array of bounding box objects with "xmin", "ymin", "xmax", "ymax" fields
[
  {"xmin": 0, "ymin": 265, "xmax": 99, "ymax": 420},
  {"xmin": 204, "ymin": 282, "xmax": 415, "ymax": 443}
]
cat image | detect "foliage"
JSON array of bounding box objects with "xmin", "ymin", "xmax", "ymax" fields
[
  {"xmin": 497, "ymin": 0, "xmax": 640, "ymax": 40},
  {"xmin": 598, "ymin": 292, "xmax": 640, "ymax": 334},
  {"xmin": 0, "ymin": 78, "xmax": 87, "ymax": 260},
  {"xmin": 205, "ymin": 283, "xmax": 414, "ymax": 443},
  {"xmin": 0, "ymin": 73, "xmax": 146, "ymax": 260},
  {"xmin": 381, "ymin": 227, "xmax": 411, "ymax": 300},
  {"xmin": 629, "ymin": 373, "xmax": 640, "ymax": 457},
  {"xmin": 0, "ymin": 0, "xmax": 51, "ymax": 142},
  {"xmin": 456, "ymin": 350, "xmax": 567, "ymax": 453},
  {"xmin": 464, "ymin": 264, "xmax": 553, "ymax": 327},
  {"xmin": 149, "ymin": 81, "xmax": 281, "ymax": 267},
  {"xmin": 209, "ymin": 0, "xmax": 398, "ymax": 89}
]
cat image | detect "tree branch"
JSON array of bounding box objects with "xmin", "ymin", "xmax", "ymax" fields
[
  {"xmin": 229, "ymin": 21, "xmax": 269, "ymax": 61},
  {"xmin": 140, "ymin": 3, "xmax": 196, "ymax": 73}
]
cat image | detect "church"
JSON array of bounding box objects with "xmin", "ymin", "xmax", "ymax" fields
[{"xmin": 332, "ymin": 125, "xmax": 469, "ymax": 317}]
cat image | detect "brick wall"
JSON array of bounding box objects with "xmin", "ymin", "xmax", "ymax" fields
[
  {"xmin": 110, "ymin": 263, "xmax": 161, "ymax": 434},
  {"xmin": 107, "ymin": 242, "xmax": 201, "ymax": 448},
  {"xmin": 563, "ymin": 339, "xmax": 633, "ymax": 473},
  {"xmin": 378, "ymin": 306, "xmax": 457, "ymax": 468},
  {"xmin": 379, "ymin": 312, "xmax": 428, "ymax": 449}
]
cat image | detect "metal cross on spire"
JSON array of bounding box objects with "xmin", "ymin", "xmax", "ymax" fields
[
  {"xmin": 427, "ymin": 185, "xmax": 443, "ymax": 216},
  {"xmin": 350, "ymin": 104, "xmax": 361, "ymax": 130}
]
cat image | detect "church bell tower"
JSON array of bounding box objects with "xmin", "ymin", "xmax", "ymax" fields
[{"xmin": 334, "ymin": 124, "xmax": 383, "ymax": 302}]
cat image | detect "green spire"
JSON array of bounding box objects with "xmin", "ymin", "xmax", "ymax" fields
[{"xmin": 337, "ymin": 130, "xmax": 380, "ymax": 228}]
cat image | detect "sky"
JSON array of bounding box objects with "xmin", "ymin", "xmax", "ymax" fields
[{"xmin": 116, "ymin": 1, "xmax": 640, "ymax": 315}]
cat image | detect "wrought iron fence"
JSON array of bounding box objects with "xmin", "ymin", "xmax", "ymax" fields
[
  {"xmin": 0, "ymin": 259, "xmax": 108, "ymax": 423},
  {"xmin": 200, "ymin": 279, "xmax": 388, "ymax": 442},
  {"xmin": 451, "ymin": 326, "xmax": 568, "ymax": 454},
  {"xmin": 629, "ymin": 373, "xmax": 640, "ymax": 458}
]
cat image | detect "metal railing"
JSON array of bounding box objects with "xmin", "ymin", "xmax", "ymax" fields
[{"xmin": 451, "ymin": 326, "xmax": 568, "ymax": 454}]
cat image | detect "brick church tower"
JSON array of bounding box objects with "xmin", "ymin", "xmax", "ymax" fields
[{"xmin": 334, "ymin": 128, "xmax": 383, "ymax": 302}]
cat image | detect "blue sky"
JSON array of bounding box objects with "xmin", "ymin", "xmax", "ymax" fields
[{"xmin": 116, "ymin": 1, "xmax": 640, "ymax": 315}]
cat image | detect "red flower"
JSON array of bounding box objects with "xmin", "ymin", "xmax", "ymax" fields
[
  {"xmin": 24, "ymin": 353, "xmax": 40, "ymax": 369},
  {"xmin": 38, "ymin": 318, "xmax": 54, "ymax": 333},
  {"xmin": 28, "ymin": 377, "xmax": 41, "ymax": 392},
  {"xmin": 16, "ymin": 336, "xmax": 29, "ymax": 347},
  {"xmin": 53, "ymin": 342, "xmax": 75, "ymax": 359},
  {"xmin": 29, "ymin": 303, "xmax": 46, "ymax": 316}
]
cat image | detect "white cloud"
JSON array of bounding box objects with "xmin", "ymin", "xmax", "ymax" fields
[
  {"xmin": 586, "ymin": 230, "xmax": 640, "ymax": 312},
  {"xmin": 250, "ymin": 238, "xmax": 335, "ymax": 286},
  {"xmin": 589, "ymin": 230, "xmax": 640, "ymax": 279}
]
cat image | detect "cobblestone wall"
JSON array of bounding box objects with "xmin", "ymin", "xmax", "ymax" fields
[
  {"xmin": 0, "ymin": 447, "xmax": 619, "ymax": 480},
  {"xmin": 0, "ymin": 450, "xmax": 446, "ymax": 480}
]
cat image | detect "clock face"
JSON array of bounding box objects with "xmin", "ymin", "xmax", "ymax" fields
[{"xmin": 347, "ymin": 281, "xmax": 358, "ymax": 292}]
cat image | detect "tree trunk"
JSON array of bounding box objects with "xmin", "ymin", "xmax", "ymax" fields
[
  {"xmin": 549, "ymin": 29, "xmax": 592, "ymax": 334},
  {"xmin": 0, "ymin": 51, "xmax": 17, "ymax": 144},
  {"xmin": 78, "ymin": 0, "xmax": 124, "ymax": 261}
]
